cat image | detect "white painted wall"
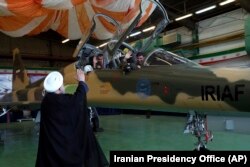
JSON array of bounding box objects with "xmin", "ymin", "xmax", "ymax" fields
[
  {"xmin": 198, "ymin": 8, "xmax": 249, "ymax": 55},
  {"xmin": 162, "ymin": 26, "xmax": 193, "ymax": 45}
]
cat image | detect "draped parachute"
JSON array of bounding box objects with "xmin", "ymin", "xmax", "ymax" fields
[{"xmin": 0, "ymin": 0, "xmax": 155, "ymax": 40}]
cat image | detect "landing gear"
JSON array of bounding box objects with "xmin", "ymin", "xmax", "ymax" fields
[{"xmin": 184, "ymin": 111, "xmax": 213, "ymax": 151}]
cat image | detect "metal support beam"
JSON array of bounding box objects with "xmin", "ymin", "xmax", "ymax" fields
[{"xmin": 172, "ymin": 31, "xmax": 244, "ymax": 51}]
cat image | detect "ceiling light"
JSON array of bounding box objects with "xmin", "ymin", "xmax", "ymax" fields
[
  {"xmin": 129, "ymin": 31, "xmax": 141, "ymax": 37},
  {"xmin": 98, "ymin": 42, "xmax": 108, "ymax": 48},
  {"xmin": 175, "ymin": 14, "xmax": 193, "ymax": 21},
  {"xmin": 195, "ymin": 5, "xmax": 216, "ymax": 14},
  {"xmin": 219, "ymin": 0, "xmax": 235, "ymax": 6},
  {"xmin": 62, "ymin": 38, "xmax": 70, "ymax": 43},
  {"xmin": 142, "ymin": 26, "xmax": 156, "ymax": 32}
]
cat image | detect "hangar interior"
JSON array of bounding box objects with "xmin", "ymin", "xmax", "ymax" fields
[{"xmin": 1, "ymin": 0, "xmax": 250, "ymax": 166}]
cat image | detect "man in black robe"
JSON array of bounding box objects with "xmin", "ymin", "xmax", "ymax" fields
[{"xmin": 36, "ymin": 69, "xmax": 109, "ymax": 167}]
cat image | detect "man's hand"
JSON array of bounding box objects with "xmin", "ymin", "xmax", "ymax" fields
[
  {"xmin": 124, "ymin": 51, "xmax": 132, "ymax": 60},
  {"xmin": 76, "ymin": 69, "xmax": 85, "ymax": 82}
]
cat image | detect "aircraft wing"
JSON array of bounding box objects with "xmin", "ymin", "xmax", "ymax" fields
[{"xmin": 0, "ymin": 0, "xmax": 155, "ymax": 40}]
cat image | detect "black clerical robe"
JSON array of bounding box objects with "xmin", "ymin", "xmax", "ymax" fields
[{"xmin": 36, "ymin": 81, "xmax": 108, "ymax": 167}]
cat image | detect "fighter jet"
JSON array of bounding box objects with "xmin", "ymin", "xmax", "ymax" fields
[
  {"xmin": 0, "ymin": 0, "xmax": 248, "ymax": 152},
  {"xmin": 0, "ymin": 0, "xmax": 250, "ymax": 117}
]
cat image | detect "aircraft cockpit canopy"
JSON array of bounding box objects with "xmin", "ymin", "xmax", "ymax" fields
[
  {"xmin": 75, "ymin": 0, "xmax": 170, "ymax": 70},
  {"xmin": 104, "ymin": 0, "xmax": 169, "ymax": 68},
  {"xmin": 144, "ymin": 49, "xmax": 200, "ymax": 66}
]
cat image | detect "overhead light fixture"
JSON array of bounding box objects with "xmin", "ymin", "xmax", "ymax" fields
[
  {"xmin": 142, "ymin": 26, "xmax": 156, "ymax": 32},
  {"xmin": 195, "ymin": 5, "xmax": 216, "ymax": 14},
  {"xmin": 62, "ymin": 38, "xmax": 70, "ymax": 43},
  {"xmin": 129, "ymin": 31, "xmax": 141, "ymax": 37},
  {"xmin": 175, "ymin": 13, "xmax": 193, "ymax": 21},
  {"xmin": 98, "ymin": 42, "xmax": 108, "ymax": 48},
  {"xmin": 219, "ymin": 0, "xmax": 235, "ymax": 6}
]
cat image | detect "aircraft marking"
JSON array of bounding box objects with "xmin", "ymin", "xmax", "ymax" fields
[
  {"xmin": 163, "ymin": 86, "xmax": 169, "ymax": 96},
  {"xmin": 136, "ymin": 79, "xmax": 151, "ymax": 99},
  {"xmin": 201, "ymin": 84, "xmax": 245, "ymax": 101}
]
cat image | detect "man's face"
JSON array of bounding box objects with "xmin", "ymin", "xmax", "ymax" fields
[
  {"xmin": 137, "ymin": 55, "xmax": 144, "ymax": 65},
  {"xmin": 96, "ymin": 55, "xmax": 104, "ymax": 68},
  {"xmin": 97, "ymin": 55, "xmax": 103, "ymax": 62}
]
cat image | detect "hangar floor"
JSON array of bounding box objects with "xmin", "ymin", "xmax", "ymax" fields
[{"xmin": 1, "ymin": 114, "xmax": 250, "ymax": 167}]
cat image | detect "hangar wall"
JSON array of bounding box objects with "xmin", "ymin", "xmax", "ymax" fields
[
  {"xmin": 198, "ymin": 8, "xmax": 247, "ymax": 55},
  {"xmin": 132, "ymin": 8, "xmax": 249, "ymax": 65},
  {"xmin": 189, "ymin": 8, "xmax": 249, "ymax": 64},
  {"xmin": 0, "ymin": 33, "xmax": 75, "ymax": 67},
  {"xmin": 152, "ymin": 8, "xmax": 250, "ymax": 64}
]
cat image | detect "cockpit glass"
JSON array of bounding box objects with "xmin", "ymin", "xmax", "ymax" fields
[{"xmin": 144, "ymin": 49, "xmax": 199, "ymax": 66}]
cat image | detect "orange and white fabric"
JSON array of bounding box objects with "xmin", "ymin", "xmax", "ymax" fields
[{"xmin": 0, "ymin": 0, "xmax": 155, "ymax": 40}]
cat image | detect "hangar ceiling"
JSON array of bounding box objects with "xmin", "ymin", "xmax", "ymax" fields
[
  {"xmin": 76, "ymin": 0, "xmax": 241, "ymax": 44},
  {"xmin": 0, "ymin": 0, "xmax": 245, "ymax": 62},
  {"xmin": 159, "ymin": 0, "xmax": 241, "ymax": 30},
  {"xmin": 50, "ymin": 0, "xmax": 242, "ymax": 46}
]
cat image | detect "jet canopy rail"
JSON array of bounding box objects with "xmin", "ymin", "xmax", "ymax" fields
[
  {"xmin": 144, "ymin": 48, "xmax": 200, "ymax": 66},
  {"xmin": 73, "ymin": 13, "xmax": 121, "ymax": 58},
  {"xmin": 74, "ymin": 13, "xmax": 121, "ymax": 70}
]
